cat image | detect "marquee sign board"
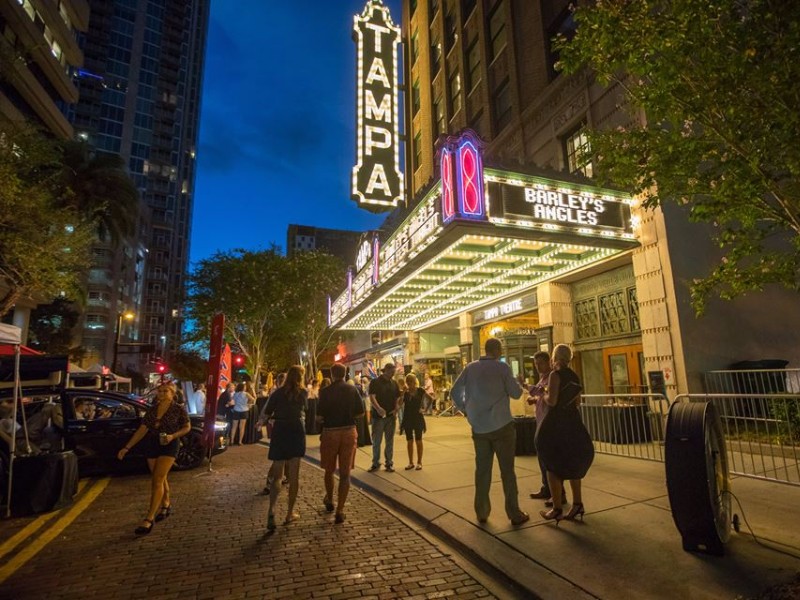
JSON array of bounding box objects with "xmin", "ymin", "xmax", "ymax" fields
[{"xmin": 352, "ymin": 0, "xmax": 404, "ymax": 211}]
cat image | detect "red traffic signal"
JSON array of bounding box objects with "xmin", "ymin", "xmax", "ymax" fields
[
  {"xmin": 233, "ymin": 355, "xmax": 244, "ymax": 366},
  {"xmin": 156, "ymin": 363, "xmax": 168, "ymax": 374}
]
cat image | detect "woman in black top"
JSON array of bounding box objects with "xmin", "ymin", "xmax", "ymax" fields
[
  {"xmin": 118, "ymin": 382, "xmax": 191, "ymax": 535},
  {"xmin": 259, "ymin": 364, "xmax": 307, "ymax": 530},
  {"xmin": 400, "ymin": 374, "xmax": 430, "ymax": 470},
  {"xmin": 535, "ymin": 344, "xmax": 594, "ymax": 523}
]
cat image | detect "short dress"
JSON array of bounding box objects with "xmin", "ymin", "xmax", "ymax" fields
[
  {"xmin": 534, "ymin": 366, "xmax": 594, "ymax": 480},
  {"xmin": 400, "ymin": 389, "xmax": 427, "ymax": 440},
  {"xmin": 264, "ymin": 387, "xmax": 308, "ymax": 460},
  {"xmin": 139, "ymin": 400, "xmax": 190, "ymax": 459}
]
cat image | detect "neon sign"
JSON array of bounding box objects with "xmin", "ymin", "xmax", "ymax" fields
[
  {"xmin": 440, "ymin": 130, "xmax": 487, "ymax": 223},
  {"xmin": 352, "ymin": 1, "xmax": 404, "ymax": 210}
]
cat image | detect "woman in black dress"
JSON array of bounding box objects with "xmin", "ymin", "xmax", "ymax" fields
[
  {"xmin": 261, "ymin": 365, "xmax": 307, "ymax": 530},
  {"xmin": 399, "ymin": 374, "xmax": 430, "ymax": 470},
  {"xmin": 535, "ymin": 344, "xmax": 594, "ymax": 523}
]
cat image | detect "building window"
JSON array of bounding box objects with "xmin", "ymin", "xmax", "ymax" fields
[
  {"xmin": 434, "ymin": 92, "xmax": 446, "ymax": 134},
  {"xmin": 564, "ymin": 123, "xmax": 593, "ymax": 178},
  {"xmin": 414, "ymin": 131, "xmax": 422, "ymax": 170},
  {"xmin": 411, "ymin": 29, "xmax": 419, "ymax": 65},
  {"xmin": 469, "ymin": 108, "xmax": 484, "ymax": 137},
  {"xmin": 488, "ymin": 2, "xmax": 507, "ymax": 61},
  {"xmin": 412, "ymin": 79, "xmax": 421, "ymax": 115},
  {"xmin": 431, "ymin": 38, "xmax": 442, "ymax": 76},
  {"xmin": 547, "ymin": 7, "xmax": 578, "ymax": 79},
  {"xmin": 492, "ymin": 78, "xmax": 512, "ymax": 132},
  {"xmin": 448, "ymin": 71, "xmax": 462, "ymax": 115},
  {"xmin": 465, "ymin": 37, "xmax": 481, "ymax": 91},
  {"xmin": 444, "ymin": 8, "xmax": 457, "ymax": 53},
  {"xmin": 462, "ymin": 0, "xmax": 477, "ymax": 20}
]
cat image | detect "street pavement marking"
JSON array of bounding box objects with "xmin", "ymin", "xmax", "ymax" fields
[
  {"xmin": 0, "ymin": 478, "xmax": 91, "ymax": 562},
  {"xmin": 0, "ymin": 477, "xmax": 110, "ymax": 585}
]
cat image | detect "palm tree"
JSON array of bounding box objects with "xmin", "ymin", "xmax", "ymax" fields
[{"xmin": 59, "ymin": 141, "xmax": 140, "ymax": 242}]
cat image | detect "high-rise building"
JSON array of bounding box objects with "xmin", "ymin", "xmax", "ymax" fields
[
  {"xmin": 67, "ymin": 0, "xmax": 209, "ymax": 373},
  {"xmin": 286, "ymin": 224, "xmax": 364, "ymax": 266},
  {"xmin": 0, "ymin": 0, "xmax": 89, "ymax": 138}
]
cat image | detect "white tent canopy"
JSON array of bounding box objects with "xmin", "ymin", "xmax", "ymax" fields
[{"xmin": 0, "ymin": 323, "xmax": 22, "ymax": 345}]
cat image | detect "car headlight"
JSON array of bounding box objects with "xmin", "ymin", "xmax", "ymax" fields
[{"xmin": 214, "ymin": 421, "xmax": 227, "ymax": 431}]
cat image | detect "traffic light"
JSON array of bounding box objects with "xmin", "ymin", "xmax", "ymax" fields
[
  {"xmin": 233, "ymin": 355, "xmax": 244, "ymax": 367},
  {"xmin": 156, "ymin": 362, "xmax": 168, "ymax": 374},
  {"xmin": 232, "ymin": 354, "xmax": 249, "ymax": 381}
]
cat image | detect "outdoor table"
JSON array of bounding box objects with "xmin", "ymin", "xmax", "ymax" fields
[{"xmin": 581, "ymin": 403, "xmax": 652, "ymax": 444}]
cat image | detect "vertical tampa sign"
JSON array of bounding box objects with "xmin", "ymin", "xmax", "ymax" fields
[{"xmin": 352, "ymin": 0, "xmax": 403, "ymax": 211}]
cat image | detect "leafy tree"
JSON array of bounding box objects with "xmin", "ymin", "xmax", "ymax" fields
[
  {"xmin": 0, "ymin": 121, "xmax": 93, "ymax": 317},
  {"xmin": 284, "ymin": 251, "xmax": 348, "ymax": 378},
  {"xmin": 27, "ymin": 298, "xmax": 84, "ymax": 358},
  {"xmin": 185, "ymin": 247, "xmax": 292, "ymax": 386},
  {"xmin": 59, "ymin": 141, "xmax": 140, "ymax": 243},
  {"xmin": 557, "ymin": 0, "xmax": 800, "ymax": 313},
  {"xmin": 168, "ymin": 347, "xmax": 208, "ymax": 384}
]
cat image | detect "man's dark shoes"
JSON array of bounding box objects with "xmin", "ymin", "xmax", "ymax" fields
[
  {"xmin": 511, "ymin": 512, "xmax": 530, "ymax": 526},
  {"xmin": 529, "ymin": 490, "xmax": 550, "ymax": 499},
  {"xmin": 367, "ymin": 464, "xmax": 380, "ymax": 472},
  {"xmin": 384, "ymin": 465, "xmax": 395, "ymax": 472},
  {"xmin": 134, "ymin": 518, "xmax": 154, "ymax": 535}
]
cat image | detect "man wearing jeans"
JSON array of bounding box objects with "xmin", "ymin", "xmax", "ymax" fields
[
  {"xmin": 451, "ymin": 338, "xmax": 530, "ymax": 526},
  {"xmin": 368, "ymin": 363, "xmax": 401, "ymax": 472}
]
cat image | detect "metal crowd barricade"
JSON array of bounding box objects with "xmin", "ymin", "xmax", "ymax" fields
[
  {"xmin": 674, "ymin": 393, "xmax": 800, "ymax": 487},
  {"xmin": 579, "ymin": 393, "xmax": 670, "ymax": 462}
]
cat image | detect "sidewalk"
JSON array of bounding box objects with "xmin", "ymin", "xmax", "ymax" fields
[{"xmin": 300, "ymin": 417, "xmax": 800, "ymax": 600}]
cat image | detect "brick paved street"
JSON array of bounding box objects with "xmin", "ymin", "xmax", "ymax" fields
[{"xmin": 0, "ymin": 445, "xmax": 501, "ymax": 600}]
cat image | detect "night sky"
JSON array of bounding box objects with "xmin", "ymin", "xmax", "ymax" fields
[{"xmin": 191, "ymin": 0, "xmax": 403, "ymax": 265}]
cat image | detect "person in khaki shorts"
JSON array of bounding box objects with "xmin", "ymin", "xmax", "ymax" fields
[{"xmin": 317, "ymin": 363, "xmax": 365, "ymax": 524}]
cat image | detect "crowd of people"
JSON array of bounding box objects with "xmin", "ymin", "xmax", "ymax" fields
[{"xmin": 119, "ymin": 338, "xmax": 594, "ymax": 534}]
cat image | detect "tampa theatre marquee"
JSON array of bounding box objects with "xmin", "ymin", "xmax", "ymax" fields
[{"xmin": 330, "ymin": 130, "xmax": 639, "ymax": 331}]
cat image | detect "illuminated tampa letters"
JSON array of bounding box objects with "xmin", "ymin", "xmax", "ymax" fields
[{"xmin": 352, "ymin": 1, "xmax": 404, "ymax": 210}]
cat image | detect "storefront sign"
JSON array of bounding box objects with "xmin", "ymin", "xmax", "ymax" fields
[
  {"xmin": 440, "ymin": 130, "xmax": 487, "ymax": 223},
  {"xmin": 352, "ymin": 1, "xmax": 403, "ymax": 210},
  {"xmin": 472, "ymin": 291, "xmax": 538, "ymax": 325},
  {"xmin": 486, "ymin": 176, "xmax": 632, "ymax": 233}
]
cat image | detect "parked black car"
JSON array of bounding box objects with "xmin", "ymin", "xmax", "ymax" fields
[{"xmin": 2, "ymin": 388, "xmax": 227, "ymax": 474}]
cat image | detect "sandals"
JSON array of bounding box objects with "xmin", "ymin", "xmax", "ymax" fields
[
  {"xmin": 155, "ymin": 504, "xmax": 172, "ymax": 522},
  {"xmin": 323, "ymin": 498, "xmax": 335, "ymax": 512},
  {"xmin": 134, "ymin": 518, "xmax": 154, "ymax": 535},
  {"xmin": 415, "ymin": 464, "xmax": 423, "ymax": 470},
  {"xmin": 334, "ymin": 513, "xmax": 346, "ymax": 524},
  {"xmin": 404, "ymin": 464, "xmax": 415, "ymax": 470},
  {"xmin": 284, "ymin": 511, "xmax": 300, "ymax": 524}
]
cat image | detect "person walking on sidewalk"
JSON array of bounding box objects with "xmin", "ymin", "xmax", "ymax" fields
[
  {"xmin": 316, "ymin": 363, "xmax": 364, "ymax": 524},
  {"xmin": 528, "ymin": 351, "xmax": 566, "ymax": 507},
  {"xmin": 258, "ymin": 372, "xmax": 289, "ymax": 495},
  {"xmin": 451, "ymin": 338, "xmax": 530, "ymax": 527},
  {"xmin": 117, "ymin": 382, "xmax": 191, "ymax": 535},
  {"xmin": 399, "ymin": 373, "xmax": 429, "ymax": 470},
  {"xmin": 535, "ymin": 344, "xmax": 594, "ymax": 523},
  {"xmin": 260, "ymin": 365, "xmax": 308, "ymax": 530},
  {"xmin": 368, "ymin": 363, "xmax": 401, "ymax": 472}
]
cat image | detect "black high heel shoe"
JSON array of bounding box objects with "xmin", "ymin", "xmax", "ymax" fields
[
  {"xmin": 155, "ymin": 504, "xmax": 172, "ymax": 522},
  {"xmin": 134, "ymin": 518, "xmax": 154, "ymax": 535},
  {"xmin": 539, "ymin": 508, "xmax": 563, "ymax": 525},
  {"xmin": 565, "ymin": 503, "xmax": 585, "ymax": 521}
]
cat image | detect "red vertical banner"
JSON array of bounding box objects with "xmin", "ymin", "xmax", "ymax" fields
[
  {"xmin": 219, "ymin": 344, "xmax": 232, "ymax": 395},
  {"xmin": 202, "ymin": 313, "xmax": 225, "ymax": 449}
]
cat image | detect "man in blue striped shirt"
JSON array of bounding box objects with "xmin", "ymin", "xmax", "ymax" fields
[{"xmin": 451, "ymin": 338, "xmax": 530, "ymax": 526}]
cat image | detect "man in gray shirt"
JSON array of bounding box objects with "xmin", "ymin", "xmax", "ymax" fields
[{"xmin": 451, "ymin": 338, "xmax": 530, "ymax": 526}]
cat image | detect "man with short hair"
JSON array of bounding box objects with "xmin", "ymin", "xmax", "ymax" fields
[
  {"xmin": 317, "ymin": 363, "xmax": 364, "ymax": 524},
  {"xmin": 367, "ymin": 363, "xmax": 401, "ymax": 472},
  {"xmin": 451, "ymin": 338, "xmax": 530, "ymax": 526}
]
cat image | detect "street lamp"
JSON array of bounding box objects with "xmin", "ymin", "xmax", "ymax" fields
[{"xmin": 112, "ymin": 311, "xmax": 135, "ymax": 374}]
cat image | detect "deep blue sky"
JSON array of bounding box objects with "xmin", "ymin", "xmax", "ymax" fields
[{"xmin": 190, "ymin": 0, "xmax": 403, "ymax": 265}]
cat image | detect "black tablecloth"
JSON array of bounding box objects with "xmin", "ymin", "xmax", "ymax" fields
[
  {"xmin": 243, "ymin": 404, "xmax": 263, "ymax": 444},
  {"xmin": 513, "ymin": 416, "xmax": 537, "ymax": 455},
  {"xmin": 9, "ymin": 451, "xmax": 78, "ymax": 516},
  {"xmin": 581, "ymin": 404, "xmax": 652, "ymax": 444}
]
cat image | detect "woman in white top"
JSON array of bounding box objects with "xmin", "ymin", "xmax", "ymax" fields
[{"xmin": 230, "ymin": 382, "xmax": 255, "ymax": 445}]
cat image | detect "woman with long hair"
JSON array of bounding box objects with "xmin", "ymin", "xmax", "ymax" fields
[
  {"xmin": 230, "ymin": 382, "xmax": 255, "ymax": 445},
  {"xmin": 399, "ymin": 374, "xmax": 429, "ymax": 470},
  {"xmin": 261, "ymin": 365, "xmax": 308, "ymax": 530},
  {"xmin": 118, "ymin": 382, "xmax": 191, "ymax": 535}
]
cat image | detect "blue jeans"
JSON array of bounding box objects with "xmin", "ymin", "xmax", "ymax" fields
[
  {"xmin": 371, "ymin": 415, "xmax": 396, "ymax": 468},
  {"xmin": 472, "ymin": 421, "xmax": 521, "ymax": 520}
]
